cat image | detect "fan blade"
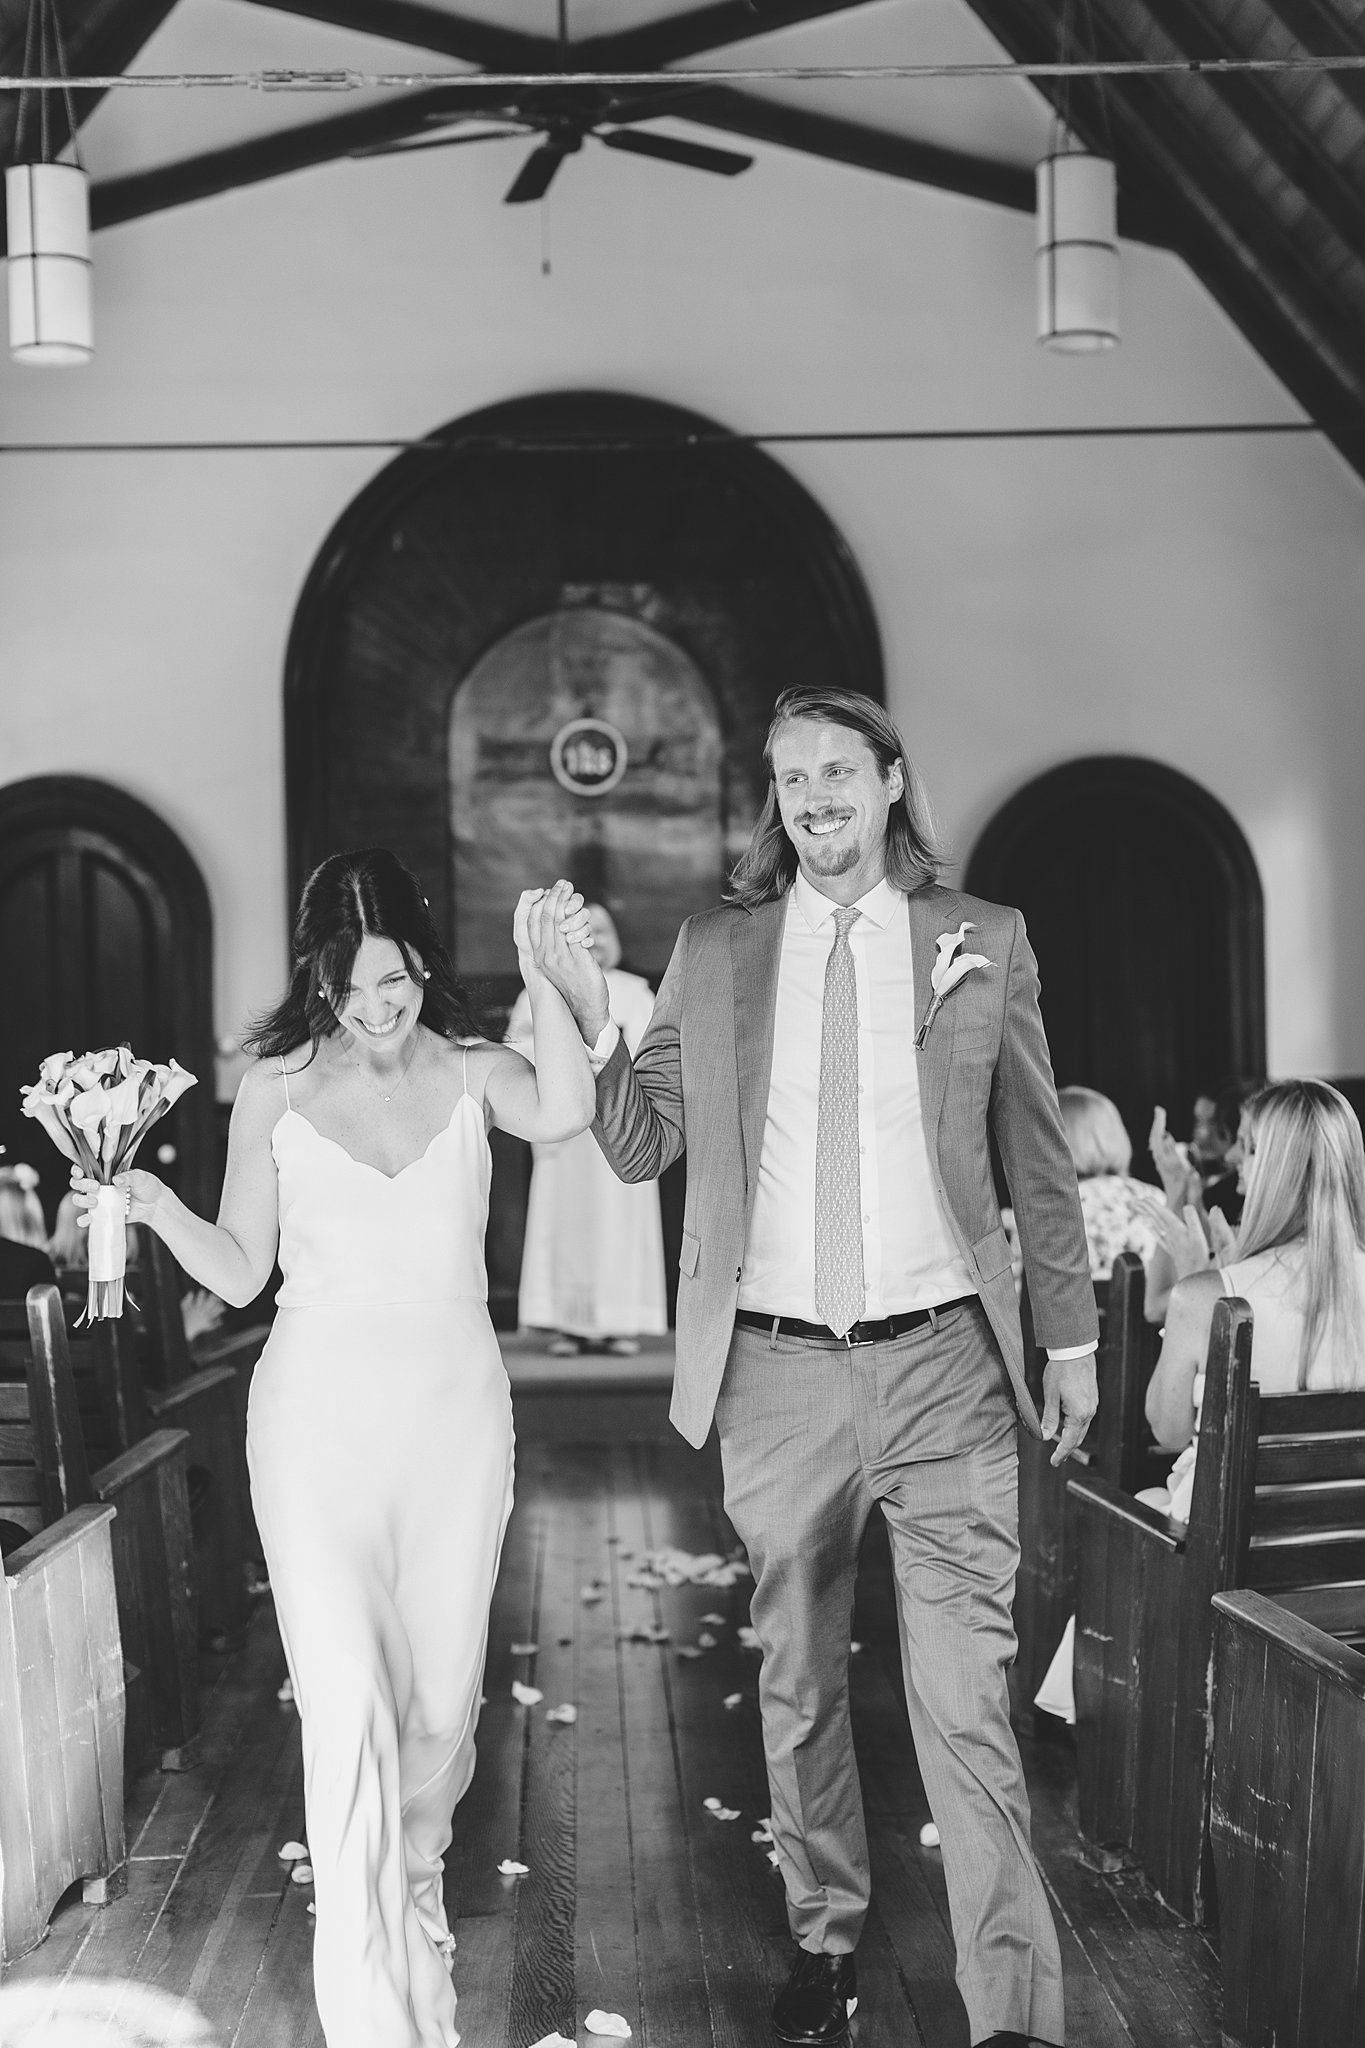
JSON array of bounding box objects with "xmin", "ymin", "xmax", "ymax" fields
[
  {"xmin": 599, "ymin": 129, "xmax": 753, "ymax": 178},
  {"xmin": 351, "ymin": 126, "xmax": 524, "ymax": 161},
  {"xmin": 504, "ymin": 141, "xmax": 570, "ymax": 204}
]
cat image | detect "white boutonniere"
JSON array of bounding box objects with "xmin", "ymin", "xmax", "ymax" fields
[{"xmin": 915, "ymin": 922, "xmax": 991, "ymax": 1050}]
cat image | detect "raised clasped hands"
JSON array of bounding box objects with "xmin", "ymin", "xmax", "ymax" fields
[{"xmin": 513, "ymin": 880, "xmax": 610, "ymax": 1036}]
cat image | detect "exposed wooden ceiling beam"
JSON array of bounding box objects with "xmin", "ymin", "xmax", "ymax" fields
[
  {"xmin": 65, "ymin": 79, "xmax": 1052, "ymax": 240},
  {"xmin": 961, "ymin": 0, "xmax": 1365, "ymax": 473},
  {"xmin": 240, "ymin": 0, "xmax": 549, "ymax": 70}
]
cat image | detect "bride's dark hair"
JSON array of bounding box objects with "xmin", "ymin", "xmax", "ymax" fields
[{"xmin": 241, "ymin": 848, "xmax": 486, "ymax": 1062}]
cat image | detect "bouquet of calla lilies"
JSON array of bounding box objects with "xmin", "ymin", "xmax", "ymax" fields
[{"xmin": 20, "ymin": 1046, "xmax": 197, "ymax": 1320}]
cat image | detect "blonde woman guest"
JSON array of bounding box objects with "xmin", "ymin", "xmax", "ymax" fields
[
  {"xmin": 506, "ymin": 903, "xmax": 667, "ymax": 1358},
  {"xmin": 1141, "ymin": 1078, "xmax": 1365, "ymax": 1524},
  {"xmin": 1057, "ymin": 1087, "xmax": 1162, "ymax": 1282},
  {"xmin": 0, "ymin": 1162, "xmax": 47, "ymax": 1250}
]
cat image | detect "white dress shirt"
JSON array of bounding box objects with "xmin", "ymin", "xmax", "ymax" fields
[{"xmin": 738, "ymin": 874, "xmax": 977, "ymax": 1320}]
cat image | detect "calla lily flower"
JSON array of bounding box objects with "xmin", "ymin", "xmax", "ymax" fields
[{"xmin": 38, "ymin": 1051, "xmax": 74, "ymax": 1088}]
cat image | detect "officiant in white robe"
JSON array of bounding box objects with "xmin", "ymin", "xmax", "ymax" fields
[{"xmin": 506, "ymin": 905, "xmax": 667, "ymax": 1355}]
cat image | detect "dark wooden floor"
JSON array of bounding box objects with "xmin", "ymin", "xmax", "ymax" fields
[{"xmin": 3, "ymin": 1388, "xmax": 1222, "ymax": 2046}]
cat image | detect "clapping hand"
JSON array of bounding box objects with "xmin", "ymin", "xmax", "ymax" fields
[
  {"xmin": 1138, "ymin": 1196, "xmax": 1227, "ymax": 1282},
  {"xmin": 1149, "ymin": 1105, "xmax": 1201, "ymax": 1212}
]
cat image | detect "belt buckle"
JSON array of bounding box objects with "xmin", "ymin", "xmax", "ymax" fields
[{"xmin": 843, "ymin": 1321, "xmax": 876, "ymax": 1348}]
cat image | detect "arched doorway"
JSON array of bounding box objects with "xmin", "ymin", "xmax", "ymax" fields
[
  {"xmin": 0, "ymin": 778, "xmax": 216, "ymax": 1219},
  {"xmin": 964, "ymin": 757, "xmax": 1265, "ymax": 1168},
  {"xmin": 284, "ymin": 390, "xmax": 884, "ymax": 1322}
]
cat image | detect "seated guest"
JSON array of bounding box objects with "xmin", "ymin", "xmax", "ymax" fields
[
  {"xmin": 0, "ymin": 1161, "xmax": 48, "ymax": 1250},
  {"xmin": 1058, "ymin": 1086, "xmax": 1162, "ymax": 1280},
  {"xmin": 0, "ymin": 1234, "xmax": 56, "ymax": 1298},
  {"xmin": 1035, "ymin": 1078, "xmax": 1365, "ymax": 1726},
  {"xmin": 48, "ymin": 1189, "xmax": 88, "ymax": 1269},
  {"xmin": 1142, "ymin": 1078, "xmax": 1365, "ymax": 1524}
]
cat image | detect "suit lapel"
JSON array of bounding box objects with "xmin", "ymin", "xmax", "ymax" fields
[
  {"xmin": 908, "ymin": 886, "xmax": 957, "ymax": 1153},
  {"xmin": 731, "ymin": 896, "xmax": 786, "ymax": 1215}
]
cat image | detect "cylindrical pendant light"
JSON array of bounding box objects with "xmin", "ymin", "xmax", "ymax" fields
[
  {"xmin": 1036, "ymin": 148, "xmax": 1119, "ymax": 353},
  {"xmin": 6, "ymin": 161, "xmax": 92, "ymax": 364}
]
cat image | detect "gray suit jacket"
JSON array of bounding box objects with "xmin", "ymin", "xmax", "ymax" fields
[{"xmin": 593, "ymin": 881, "xmax": 1098, "ymax": 1449}]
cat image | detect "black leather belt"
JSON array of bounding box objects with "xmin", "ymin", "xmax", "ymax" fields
[{"xmin": 734, "ymin": 1297, "xmax": 977, "ymax": 1348}]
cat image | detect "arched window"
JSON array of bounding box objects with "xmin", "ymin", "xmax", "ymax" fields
[{"xmin": 964, "ymin": 756, "xmax": 1265, "ymax": 1166}]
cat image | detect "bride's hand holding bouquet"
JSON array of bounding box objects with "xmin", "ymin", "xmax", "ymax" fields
[{"xmin": 21, "ymin": 1045, "xmax": 196, "ymax": 1318}]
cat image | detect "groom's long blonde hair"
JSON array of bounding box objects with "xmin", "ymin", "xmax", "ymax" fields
[{"xmin": 727, "ymin": 688, "xmax": 944, "ymax": 910}]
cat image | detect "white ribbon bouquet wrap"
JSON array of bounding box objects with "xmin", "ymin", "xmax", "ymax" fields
[{"xmin": 20, "ymin": 1045, "xmax": 197, "ymax": 1320}]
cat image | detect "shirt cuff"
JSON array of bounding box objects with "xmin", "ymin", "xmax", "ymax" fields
[
  {"xmin": 586, "ymin": 1020, "xmax": 620, "ymax": 1072},
  {"xmin": 1046, "ymin": 1341, "xmax": 1099, "ymax": 1361}
]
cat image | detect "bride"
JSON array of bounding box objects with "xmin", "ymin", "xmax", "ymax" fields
[{"xmin": 71, "ymin": 849, "xmax": 595, "ymax": 2048}]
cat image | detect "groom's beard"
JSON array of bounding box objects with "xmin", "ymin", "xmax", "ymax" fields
[{"xmin": 794, "ymin": 821, "xmax": 864, "ymax": 877}]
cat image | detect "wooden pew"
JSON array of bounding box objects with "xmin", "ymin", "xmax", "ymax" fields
[
  {"xmin": 134, "ymin": 1229, "xmax": 252, "ymax": 1643},
  {"xmin": 0, "ymin": 1287, "xmax": 200, "ymax": 1775},
  {"xmin": 1070, "ymin": 1296, "xmax": 1365, "ymax": 1922},
  {"xmin": 1010, "ymin": 1256, "xmax": 1163, "ymax": 1727},
  {"xmin": 0, "ymin": 1323, "xmax": 126, "ymax": 1961},
  {"xmin": 1209, "ymin": 1589, "xmax": 1365, "ymax": 2047}
]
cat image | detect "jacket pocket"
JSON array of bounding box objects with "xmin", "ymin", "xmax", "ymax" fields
[
  {"xmin": 679, "ymin": 1229, "xmax": 701, "ymax": 1278},
  {"xmin": 972, "ymin": 1226, "xmax": 1013, "ymax": 1284}
]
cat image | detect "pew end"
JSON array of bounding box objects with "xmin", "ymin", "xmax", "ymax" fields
[
  {"xmin": 0, "ymin": 1501, "xmax": 127, "ymax": 1966},
  {"xmin": 1211, "ymin": 1588, "xmax": 1365, "ymax": 2046}
]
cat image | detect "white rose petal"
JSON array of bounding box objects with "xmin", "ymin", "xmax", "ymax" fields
[
  {"xmin": 307, "ymin": 1900, "xmax": 317, "ymax": 1916},
  {"xmin": 676, "ymin": 1646, "xmax": 703, "ymax": 1660},
  {"xmin": 498, "ymin": 1858, "xmax": 530, "ymax": 1877},
  {"xmin": 511, "ymin": 1642, "xmax": 539, "ymax": 1656},
  {"xmin": 723, "ymin": 1693, "xmax": 743, "ymax": 1710},
  {"xmin": 290, "ymin": 1863, "xmax": 314, "ymax": 1885},
  {"xmin": 512, "ymin": 1681, "xmax": 544, "ymax": 1706},
  {"xmin": 581, "ymin": 1585, "xmax": 605, "ymax": 1604},
  {"xmin": 546, "ymin": 1703, "xmax": 578, "ymax": 1724},
  {"xmin": 919, "ymin": 1822, "xmax": 941, "ymax": 1848},
  {"xmin": 700, "ymin": 1612, "xmax": 726, "ymax": 1626},
  {"xmin": 849, "ymin": 1642, "xmax": 863, "ymax": 1655},
  {"xmin": 278, "ymin": 1840, "xmax": 308, "ymax": 1862},
  {"xmin": 276, "ymin": 1678, "xmax": 295, "ymax": 1702},
  {"xmin": 529, "ymin": 2036, "xmax": 577, "ymax": 2048},
  {"xmin": 767, "ymin": 1849, "xmax": 781, "ymax": 1866},
  {"xmin": 738, "ymin": 1626, "xmax": 761, "ymax": 1651},
  {"xmin": 697, "ymin": 1632, "xmax": 718, "ymax": 1649},
  {"xmin": 585, "ymin": 2010, "xmax": 633, "ymax": 2038}
]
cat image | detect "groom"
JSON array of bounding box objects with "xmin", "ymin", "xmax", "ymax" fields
[{"xmin": 541, "ymin": 686, "xmax": 1098, "ymax": 2048}]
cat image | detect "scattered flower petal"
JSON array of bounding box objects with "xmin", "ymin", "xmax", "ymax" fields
[
  {"xmin": 512, "ymin": 1681, "xmax": 544, "ymax": 1706},
  {"xmin": 752, "ymin": 1820, "xmax": 774, "ymax": 1844},
  {"xmin": 849, "ymin": 1641, "xmax": 864, "ymax": 1655},
  {"xmin": 723, "ymin": 1693, "xmax": 743, "ymax": 1710},
  {"xmin": 705, "ymin": 1803, "xmax": 741, "ymax": 1822},
  {"xmin": 919, "ymin": 1822, "xmax": 941, "ymax": 1848},
  {"xmin": 546, "ymin": 1703, "xmax": 578, "ymax": 1724},
  {"xmin": 738, "ymin": 1627, "xmax": 761, "ymax": 1651},
  {"xmin": 585, "ymin": 2010, "xmax": 632, "ymax": 2038},
  {"xmin": 529, "ymin": 2036, "xmax": 577, "ymax": 2048},
  {"xmin": 581, "ymin": 1585, "xmax": 605, "ymax": 1605},
  {"xmin": 697, "ymin": 1632, "xmax": 718, "ymax": 1649},
  {"xmin": 511, "ymin": 1642, "xmax": 539, "ymax": 1656},
  {"xmin": 676, "ymin": 1645, "xmax": 704, "ymax": 1660},
  {"xmin": 497, "ymin": 1858, "xmax": 530, "ymax": 1877},
  {"xmin": 290, "ymin": 1863, "xmax": 314, "ymax": 1885},
  {"xmin": 767, "ymin": 1849, "xmax": 781, "ymax": 1866},
  {"xmin": 278, "ymin": 1840, "xmax": 308, "ymax": 1862},
  {"xmin": 699, "ymin": 1612, "xmax": 726, "ymax": 1627},
  {"xmin": 276, "ymin": 1677, "xmax": 295, "ymax": 1703},
  {"xmin": 307, "ymin": 1900, "xmax": 316, "ymax": 1915}
]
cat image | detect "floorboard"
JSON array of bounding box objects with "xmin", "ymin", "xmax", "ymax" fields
[{"xmin": 1, "ymin": 1386, "xmax": 1222, "ymax": 2048}]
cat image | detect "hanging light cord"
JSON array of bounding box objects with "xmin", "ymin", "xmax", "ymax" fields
[{"xmin": 11, "ymin": 0, "xmax": 83, "ymax": 165}]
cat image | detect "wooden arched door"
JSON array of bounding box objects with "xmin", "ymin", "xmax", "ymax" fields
[
  {"xmin": 0, "ymin": 779, "xmax": 216, "ymax": 1220},
  {"xmin": 964, "ymin": 757, "xmax": 1265, "ymax": 1167},
  {"xmin": 284, "ymin": 391, "xmax": 884, "ymax": 1324}
]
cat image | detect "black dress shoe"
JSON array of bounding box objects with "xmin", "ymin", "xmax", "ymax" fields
[
  {"xmin": 981, "ymin": 2034, "xmax": 1029, "ymax": 2046},
  {"xmin": 772, "ymin": 1948, "xmax": 858, "ymax": 2045}
]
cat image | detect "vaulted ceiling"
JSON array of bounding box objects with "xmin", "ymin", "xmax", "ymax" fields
[{"xmin": 2, "ymin": 0, "xmax": 1364, "ymax": 474}]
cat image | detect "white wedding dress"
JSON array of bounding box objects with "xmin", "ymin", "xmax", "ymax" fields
[{"xmin": 246, "ymin": 1050, "xmax": 514, "ymax": 2048}]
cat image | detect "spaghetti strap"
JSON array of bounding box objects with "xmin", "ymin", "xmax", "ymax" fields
[
  {"xmin": 460, "ymin": 1045, "xmax": 469, "ymax": 1100},
  {"xmin": 280, "ymin": 1056, "xmax": 292, "ymax": 1111}
]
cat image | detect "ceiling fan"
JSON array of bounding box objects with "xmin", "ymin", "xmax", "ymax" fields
[{"xmin": 353, "ymin": 94, "xmax": 754, "ymax": 204}]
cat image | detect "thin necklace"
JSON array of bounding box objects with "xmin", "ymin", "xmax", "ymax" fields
[{"xmin": 349, "ymin": 1029, "xmax": 420, "ymax": 1106}]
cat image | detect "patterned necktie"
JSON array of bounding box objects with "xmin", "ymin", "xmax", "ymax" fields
[{"xmin": 814, "ymin": 906, "xmax": 865, "ymax": 1337}]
